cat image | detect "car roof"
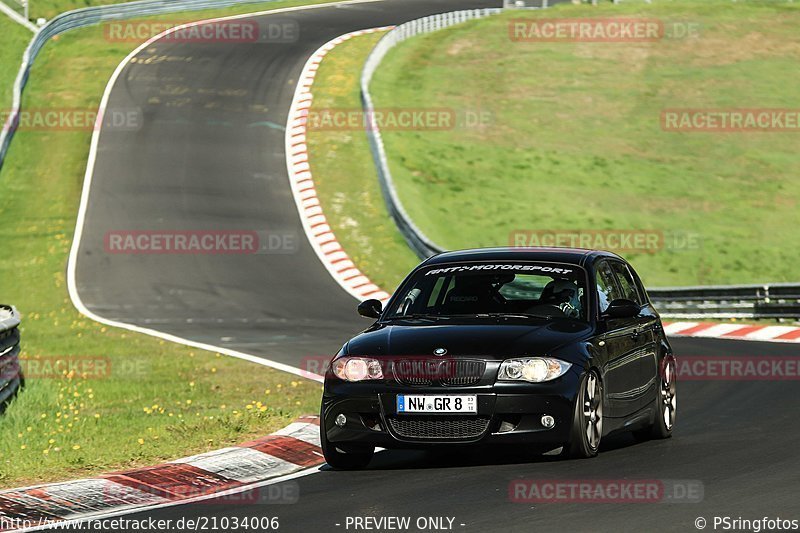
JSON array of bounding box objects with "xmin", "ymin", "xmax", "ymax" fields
[{"xmin": 421, "ymin": 247, "xmax": 623, "ymax": 268}]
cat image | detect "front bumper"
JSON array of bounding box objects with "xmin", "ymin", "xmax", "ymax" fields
[{"xmin": 322, "ymin": 370, "xmax": 580, "ymax": 449}]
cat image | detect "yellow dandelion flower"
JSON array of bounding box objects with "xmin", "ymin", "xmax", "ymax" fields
[
  {"xmin": 72, "ymin": 445, "xmax": 80, "ymax": 450},
  {"xmin": 137, "ymin": 438, "xmax": 144, "ymax": 445}
]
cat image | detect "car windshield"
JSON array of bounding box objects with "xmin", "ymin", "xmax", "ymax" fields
[{"xmin": 385, "ymin": 262, "xmax": 588, "ymax": 321}]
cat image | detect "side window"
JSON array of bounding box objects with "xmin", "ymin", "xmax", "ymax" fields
[
  {"xmin": 611, "ymin": 262, "xmax": 642, "ymax": 305},
  {"xmin": 595, "ymin": 262, "xmax": 622, "ymax": 313}
]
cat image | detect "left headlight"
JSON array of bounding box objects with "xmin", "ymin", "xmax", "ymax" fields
[
  {"xmin": 497, "ymin": 357, "xmax": 571, "ymax": 383},
  {"xmin": 332, "ymin": 356, "xmax": 384, "ymax": 382}
]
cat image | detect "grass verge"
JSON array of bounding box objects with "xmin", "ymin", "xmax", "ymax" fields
[
  {"xmin": 22, "ymin": 0, "xmax": 337, "ymax": 23},
  {"xmin": 307, "ymin": 31, "xmax": 421, "ymax": 292},
  {"xmin": 0, "ymin": 16, "xmax": 32, "ymax": 114},
  {"xmin": 0, "ymin": 0, "xmax": 348, "ymax": 488},
  {"xmin": 366, "ymin": 0, "xmax": 800, "ymax": 288}
]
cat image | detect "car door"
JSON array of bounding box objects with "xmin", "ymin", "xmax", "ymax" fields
[
  {"xmin": 595, "ymin": 260, "xmax": 652, "ymax": 418},
  {"xmin": 609, "ymin": 260, "xmax": 659, "ymax": 412}
]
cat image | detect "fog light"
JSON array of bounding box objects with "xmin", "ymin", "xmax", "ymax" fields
[
  {"xmin": 335, "ymin": 414, "xmax": 347, "ymax": 427},
  {"xmin": 541, "ymin": 415, "xmax": 555, "ymax": 429}
]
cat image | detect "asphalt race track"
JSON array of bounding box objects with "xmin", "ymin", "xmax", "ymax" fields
[
  {"xmin": 72, "ymin": 1, "xmax": 800, "ymax": 531},
  {"xmin": 75, "ymin": 0, "xmax": 504, "ymax": 367}
]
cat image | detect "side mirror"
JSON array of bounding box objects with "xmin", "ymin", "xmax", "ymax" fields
[
  {"xmin": 357, "ymin": 299, "xmax": 383, "ymax": 319},
  {"xmin": 603, "ymin": 299, "xmax": 640, "ymax": 319}
]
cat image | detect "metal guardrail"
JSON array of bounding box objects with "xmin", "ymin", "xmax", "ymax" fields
[
  {"xmin": 360, "ymin": 9, "xmax": 502, "ymax": 259},
  {"xmin": 359, "ymin": 10, "xmax": 799, "ymax": 320},
  {"xmin": 0, "ymin": 0, "xmax": 282, "ymax": 173},
  {"xmin": 0, "ymin": 305, "xmax": 22, "ymax": 405},
  {"xmin": 649, "ymin": 283, "xmax": 800, "ymax": 320}
]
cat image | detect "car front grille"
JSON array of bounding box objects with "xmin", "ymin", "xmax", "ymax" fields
[
  {"xmin": 392, "ymin": 359, "xmax": 485, "ymax": 387},
  {"xmin": 387, "ymin": 415, "xmax": 491, "ymax": 440},
  {"xmin": 441, "ymin": 360, "xmax": 485, "ymax": 386}
]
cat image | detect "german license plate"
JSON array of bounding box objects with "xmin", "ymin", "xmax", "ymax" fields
[{"xmin": 397, "ymin": 394, "xmax": 477, "ymax": 414}]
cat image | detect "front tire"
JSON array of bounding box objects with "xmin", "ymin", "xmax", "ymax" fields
[
  {"xmin": 564, "ymin": 370, "xmax": 604, "ymax": 459},
  {"xmin": 320, "ymin": 413, "xmax": 374, "ymax": 470}
]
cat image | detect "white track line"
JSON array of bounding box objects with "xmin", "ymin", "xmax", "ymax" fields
[{"xmin": 65, "ymin": 0, "xmax": 388, "ymax": 384}]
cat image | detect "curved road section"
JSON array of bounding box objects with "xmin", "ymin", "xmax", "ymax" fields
[
  {"xmin": 72, "ymin": 1, "xmax": 800, "ymax": 531},
  {"xmin": 75, "ymin": 0, "xmax": 498, "ymax": 367}
]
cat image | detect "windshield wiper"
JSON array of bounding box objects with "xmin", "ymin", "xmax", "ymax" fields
[
  {"xmin": 383, "ymin": 313, "xmax": 449, "ymax": 322},
  {"xmin": 453, "ymin": 312, "xmax": 554, "ymax": 320}
]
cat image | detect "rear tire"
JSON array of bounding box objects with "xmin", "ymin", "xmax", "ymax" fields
[
  {"xmin": 563, "ymin": 370, "xmax": 603, "ymax": 459},
  {"xmin": 320, "ymin": 413, "xmax": 374, "ymax": 470},
  {"xmin": 633, "ymin": 357, "xmax": 676, "ymax": 441}
]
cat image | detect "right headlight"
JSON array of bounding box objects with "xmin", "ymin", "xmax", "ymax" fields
[{"xmin": 497, "ymin": 357, "xmax": 571, "ymax": 383}]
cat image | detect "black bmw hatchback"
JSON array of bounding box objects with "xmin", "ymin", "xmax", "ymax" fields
[{"xmin": 321, "ymin": 247, "xmax": 676, "ymax": 469}]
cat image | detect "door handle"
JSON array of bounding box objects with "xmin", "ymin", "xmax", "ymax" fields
[{"xmin": 631, "ymin": 329, "xmax": 640, "ymax": 340}]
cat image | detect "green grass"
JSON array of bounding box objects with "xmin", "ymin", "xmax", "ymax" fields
[
  {"xmin": 32, "ymin": 0, "xmax": 138, "ymax": 20},
  {"xmin": 23, "ymin": 0, "xmax": 336, "ymax": 22},
  {"xmin": 0, "ymin": 16, "xmax": 31, "ymax": 113},
  {"xmin": 307, "ymin": 32, "xmax": 421, "ymax": 292},
  {"xmin": 0, "ymin": 0, "xmax": 351, "ymax": 488},
  {"xmin": 366, "ymin": 0, "xmax": 800, "ymax": 288}
]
